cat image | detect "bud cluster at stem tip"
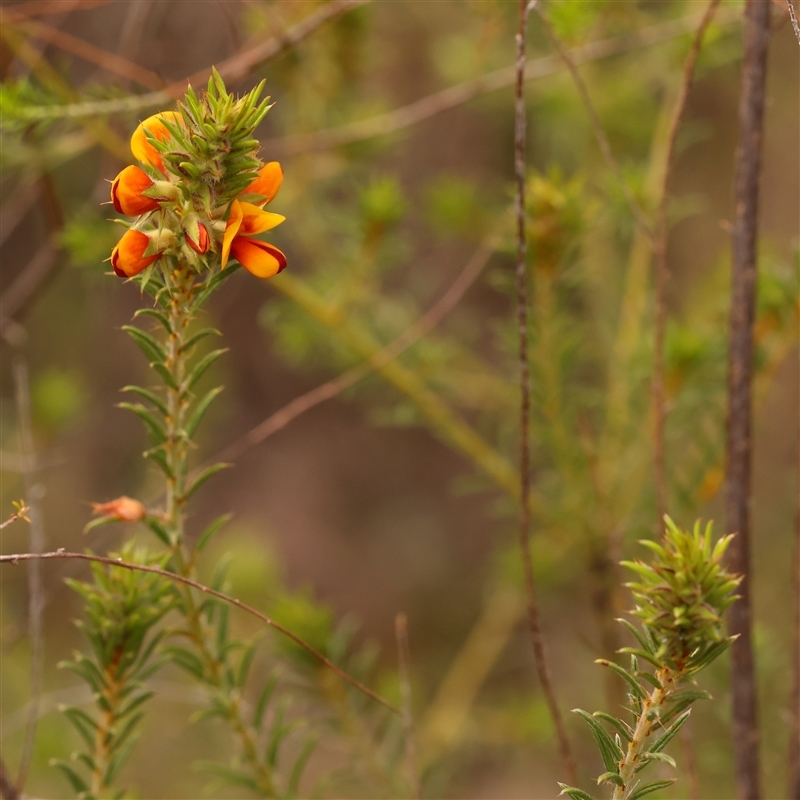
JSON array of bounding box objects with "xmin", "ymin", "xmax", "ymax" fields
[
  {"xmin": 622, "ymin": 516, "xmax": 741, "ymax": 672},
  {"xmin": 109, "ymin": 68, "xmax": 287, "ymax": 281}
]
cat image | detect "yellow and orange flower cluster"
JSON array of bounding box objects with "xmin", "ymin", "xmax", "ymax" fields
[{"xmin": 110, "ymin": 112, "xmax": 287, "ymax": 279}]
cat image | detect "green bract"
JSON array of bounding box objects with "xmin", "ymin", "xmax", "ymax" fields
[{"xmin": 559, "ymin": 518, "xmax": 741, "ymax": 800}]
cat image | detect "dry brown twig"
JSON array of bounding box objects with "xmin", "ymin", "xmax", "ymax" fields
[
  {"xmin": 0, "ymin": 550, "xmax": 400, "ymax": 716},
  {"xmin": 513, "ymin": 0, "xmax": 576, "ymax": 785},
  {"xmin": 2, "ymin": 10, "xmax": 166, "ymax": 90},
  {"xmin": 11, "ymin": 360, "xmax": 46, "ymax": 796},
  {"xmin": 0, "ymin": 504, "xmax": 31, "ymax": 531},
  {"xmin": 726, "ymin": 2, "xmax": 771, "ymax": 798}
]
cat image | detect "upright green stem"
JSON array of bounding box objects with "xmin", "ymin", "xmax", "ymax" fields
[
  {"xmin": 90, "ymin": 647, "xmax": 125, "ymax": 799},
  {"xmin": 612, "ymin": 666, "xmax": 681, "ymax": 800},
  {"xmin": 160, "ymin": 262, "xmax": 275, "ymax": 796}
]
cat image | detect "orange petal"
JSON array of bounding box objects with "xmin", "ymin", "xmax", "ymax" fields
[
  {"xmin": 187, "ymin": 223, "xmax": 210, "ymax": 254},
  {"xmin": 111, "ymin": 229, "xmax": 161, "ymax": 277},
  {"xmin": 111, "ymin": 165, "xmax": 160, "ymax": 216},
  {"xmin": 221, "ymin": 200, "xmax": 244, "ymax": 268},
  {"xmin": 91, "ymin": 496, "xmax": 146, "ymax": 521},
  {"xmin": 245, "ymin": 162, "xmax": 283, "ymax": 206},
  {"xmin": 238, "ymin": 201, "xmax": 286, "ymax": 235},
  {"xmin": 229, "ymin": 237, "xmax": 287, "ymax": 278},
  {"xmin": 130, "ymin": 111, "xmax": 182, "ymax": 172}
]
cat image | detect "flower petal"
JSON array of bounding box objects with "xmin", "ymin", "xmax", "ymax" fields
[
  {"xmin": 221, "ymin": 200, "xmax": 244, "ymax": 268},
  {"xmin": 244, "ymin": 162, "xmax": 283, "ymax": 206},
  {"xmin": 130, "ymin": 111, "xmax": 182, "ymax": 172},
  {"xmin": 229, "ymin": 237, "xmax": 287, "ymax": 278},
  {"xmin": 111, "ymin": 229, "xmax": 161, "ymax": 277},
  {"xmin": 238, "ymin": 201, "xmax": 286, "ymax": 235},
  {"xmin": 111, "ymin": 165, "xmax": 160, "ymax": 216}
]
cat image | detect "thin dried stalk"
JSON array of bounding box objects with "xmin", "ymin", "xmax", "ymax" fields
[
  {"xmin": 5, "ymin": 12, "xmax": 165, "ymax": 89},
  {"xmin": 726, "ymin": 2, "xmax": 771, "ymax": 798},
  {"xmin": 395, "ymin": 613, "xmax": 420, "ymax": 799},
  {"xmin": 513, "ymin": 0, "xmax": 576, "ymax": 784},
  {"xmin": 12, "ymin": 360, "xmax": 45, "ymax": 796},
  {"xmin": 0, "ymin": 551, "xmax": 399, "ymax": 716}
]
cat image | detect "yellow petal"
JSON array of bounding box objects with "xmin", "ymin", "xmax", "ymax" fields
[
  {"xmin": 130, "ymin": 111, "xmax": 181, "ymax": 172},
  {"xmin": 244, "ymin": 162, "xmax": 283, "ymax": 206},
  {"xmin": 221, "ymin": 200, "xmax": 243, "ymax": 268},
  {"xmin": 238, "ymin": 201, "xmax": 286, "ymax": 235}
]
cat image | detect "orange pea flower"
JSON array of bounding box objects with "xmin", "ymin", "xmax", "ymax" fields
[
  {"xmin": 130, "ymin": 111, "xmax": 182, "ymax": 173},
  {"xmin": 111, "ymin": 229, "xmax": 162, "ymax": 278},
  {"xmin": 221, "ymin": 200, "xmax": 286, "ymax": 278},
  {"xmin": 243, "ymin": 161, "xmax": 284, "ymax": 207},
  {"xmin": 91, "ymin": 496, "xmax": 146, "ymax": 522},
  {"xmin": 110, "ymin": 165, "xmax": 161, "ymax": 216}
]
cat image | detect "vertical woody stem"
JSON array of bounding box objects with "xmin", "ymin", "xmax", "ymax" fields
[
  {"xmin": 514, "ymin": 0, "xmax": 576, "ymax": 784},
  {"xmin": 726, "ymin": 1, "xmax": 770, "ymax": 798}
]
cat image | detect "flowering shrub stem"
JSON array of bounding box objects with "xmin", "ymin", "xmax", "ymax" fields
[
  {"xmin": 156, "ymin": 263, "xmax": 277, "ymax": 795},
  {"xmin": 611, "ymin": 666, "xmax": 680, "ymax": 800}
]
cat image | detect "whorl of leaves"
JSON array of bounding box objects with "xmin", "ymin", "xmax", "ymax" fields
[
  {"xmin": 621, "ymin": 516, "xmax": 741, "ymax": 670},
  {"xmin": 144, "ymin": 68, "xmax": 272, "ymax": 211}
]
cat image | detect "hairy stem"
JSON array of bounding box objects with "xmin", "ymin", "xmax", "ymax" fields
[
  {"xmin": 90, "ymin": 647, "xmax": 125, "ymax": 798},
  {"xmin": 514, "ymin": 0, "xmax": 576, "ymax": 784},
  {"xmin": 612, "ymin": 666, "xmax": 682, "ymax": 800},
  {"xmin": 161, "ymin": 264, "xmax": 275, "ymax": 796}
]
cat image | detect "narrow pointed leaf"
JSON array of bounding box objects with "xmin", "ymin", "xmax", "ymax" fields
[
  {"xmin": 51, "ymin": 760, "xmax": 89, "ymax": 794},
  {"xmin": 185, "ymin": 386, "xmax": 224, "ymax": 438},
  {"xmin": 143, "ymin": 447, "xmax": 174, "ymax": 480},
  {"xmin": 143, "ymin": 516, "xmax": 171, "ymax": 546},
  {"xmin": 133, "ymin": 307, "xmax": 172, "ymax": 332},
  {"xmin": 182, "ymin": 462, "xmax": 230, "ymax": 501},
  {"xmin": 592, "ymin": 712, "xmax": 632, "ymax": 743},
  {"xmin": 597, "ymin": 771, "xmax": 624, "ymax": 787},
  {"xmin": 573, "ymin": 708, "xmax": 622, "ymax": 773},
  {"xmin": 254, "ymin": 673, "xmax": 279, "ymax": 730},
  {"xmin": 558, "ymin": 785, "xmax": 596, "ymax": 800},
  {"xmin": 121, "ymin": 385, "xmax": 168, "ymax": 417},
  {"xmin": 181, "ymin": 327, "xmax": 221, "ymax": 354},
  {"xmin": 628, "ymin": 780, "xmax": 676, "ymax": 800},
  {"xmin": 618, "ymin": 647, "xmax": 662, "ymax": 669},
  {"xmin": 288, "ymin": 736, "xmax": 318, "ymax": 799},
  {"xmin": 151, "ymin": 361, "xmax": 179, "ymax": 390},
  {"xmin": 186, "ymin": 348, "xmax": 228, "ymax": 390},
  {"xmin": 196, "ymin": 513, "xmax": 233, "ymax": 553},
  {"xmin": 122, "ymin": 325, "xmax": 167, "ymax": 363},
  {"xmin": 118, "ymin": 402, "xmax": 166, "ymax": 444},
  {"xmin": 63, "ymin": 706, "xmax": 98, "ymax": 749},
  {"xmin": 595, "ymin": 660, "xmax": 647, "ymax": 701},
  {"xmin": 650, "ymin": 709, "xmax": 691, "ymax": 753},
  {"xmin": 617, "ymin": 618, "xmax": 657, "ymax": 654}
]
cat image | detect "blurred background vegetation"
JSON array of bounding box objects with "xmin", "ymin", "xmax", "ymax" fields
[{"xmin": 0, "ymin": 1, "xmax": 798, "ymax": 797}]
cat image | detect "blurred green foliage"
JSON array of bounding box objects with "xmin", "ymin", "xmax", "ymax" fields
[{"xmin": 0, "ymin": 1, "xmax": 798, "ymax": 799}]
